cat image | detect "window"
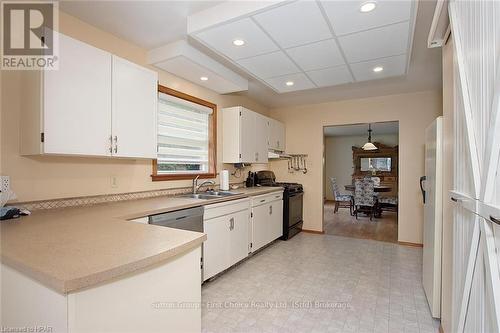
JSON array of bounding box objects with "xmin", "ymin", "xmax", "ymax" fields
[{"xmin": 152, "ymin": 85, "xmax": 217, "ymax": 181}]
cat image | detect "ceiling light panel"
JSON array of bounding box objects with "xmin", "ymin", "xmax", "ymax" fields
[
  {"xmin": 264, "ymin": 73, "xmax": 316, "ymax": 93},
  {"xmin": 320, "ymin": 0, "xmax": 412, "ymax": 36},
  {"xmin": 349, "ymin": 54, "xmax": 406, "ymax": 81},
  {"xmin": 237, "ymin": 51, "xmax": 300, "ymax": 79},
  {"xmin": 338, "ymin": 21, "xmax": 410, "ymax": 63},
  {"xmin": 252, "ymin": 0, "xmax": 332, "ymax": 49},
  {"xmin": 306, "ymin": 65, "xmax": 354, "ymax": 87},
  {"xmin": 195, "ymin": 18, "xmax": 279, "ymax": 60},
  {"xmin": 285, "ymin": 39, "xmax": 345, "ymax": 72}
]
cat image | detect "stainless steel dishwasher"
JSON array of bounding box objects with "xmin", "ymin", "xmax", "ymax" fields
[{"xmin": 149, "ymin": 206, "xmax": 204, "ymax": 281}]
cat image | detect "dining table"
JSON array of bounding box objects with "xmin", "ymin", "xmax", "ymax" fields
[{"xmin": 344, "ymin": 184, "xmax": 392, "ymax": 192}]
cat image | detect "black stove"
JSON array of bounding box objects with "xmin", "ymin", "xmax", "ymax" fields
[{"xmin": 255, "ymin": 171, "xmax": 304, "ymax": 240}]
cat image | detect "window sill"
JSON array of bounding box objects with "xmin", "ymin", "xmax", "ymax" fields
[{"xmin": 151, "ymin": 173, "xmax": 217, "ymax": 181}]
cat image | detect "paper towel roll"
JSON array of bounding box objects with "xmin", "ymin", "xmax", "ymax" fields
[{"xmin": 220, "ymin": 170, "xmax": 230, "ymax": 191}]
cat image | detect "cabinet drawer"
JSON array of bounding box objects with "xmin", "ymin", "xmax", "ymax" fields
[
  {"xmin": 204, "ymin": 198, "xmax": 250, "ymax": 220},
  {"xmin": 251, "ymin": 191, "xmax": 283, "ymax": 207}
]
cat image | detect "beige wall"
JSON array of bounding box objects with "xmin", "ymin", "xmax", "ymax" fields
[
  {"xmin": 269, "ymin": 90, "xmax": 442, "ymax": 243},
  {"xmin": 323, "ymin": 134, "xmax": 399, "ymax": 201},
  {"xmin": 440, "ymin": 36, "xmax": 454, "ymax": 333},
  {"xmin": 1, "ymin": 11, "xmax": 269, "ymax": 203}
]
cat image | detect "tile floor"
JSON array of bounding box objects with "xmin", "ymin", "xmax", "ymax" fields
[{"xmin": 202, "ymin": 233, "xmax": 440, "ymax": 333}]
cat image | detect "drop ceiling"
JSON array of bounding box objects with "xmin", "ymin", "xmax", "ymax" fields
[
  {"xmin": 189, "ymin": 0, "xmax": 417, "ymax": 93},
  {"xmin": 324, "ymin": 122, "xmax": 399, "ymax": 137}
]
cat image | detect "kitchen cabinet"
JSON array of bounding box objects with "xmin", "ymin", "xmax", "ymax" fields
[
  {"xmin": 20, "ymin": 32, "xmax": 158, "ymax": 159},
  {"xmin": 1, "ymin": 247, "xmax": 202, "ymax": 333},
  {"xmin": 222, "ymin": 106, "xmax": 269, "ymax": 163},
  {"xmin": 112, "ymin": 56, "xmax": 157, "ymax": 158},
  {"xmin": 268, "ymin": 118, "xmax": 285, "ymax": 152},
  {"xmin": 203, "ymin": 198, "xmax": 250, "ymax": 280},
  {"xmin": 250, "ymin": 191, "xmax": 283, "ymax": 252}
]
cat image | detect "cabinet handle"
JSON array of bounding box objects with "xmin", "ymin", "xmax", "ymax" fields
[
  {"xmin": 113, "ymin": 136, "xmax": 118, "ymax": 154},
  {"xmin": 109, "ymin": 136, "xmax": 113, "ymax": 154},
  {"xmin": 229, "ymin": 217, "xmax": 234, "ymax": 230},
  {"xmin": 277, "ymin": 140, "xmax": 279, "ymax": 147},
  {"xmin": 269, "ymin": 205, "xmax": 272, "ymax": 215},
  {"xmin": 260, "ymin": 199, "xmax": 266, "ymax": 203}
]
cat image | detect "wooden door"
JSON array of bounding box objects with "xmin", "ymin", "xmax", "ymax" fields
[
  {"xmin": 229, "ymin": 209, "xmax": 250, "ymax": 266},
  {"xmin": 203, "ymin": 216, "xmax": 230, "ymax": 280},
  {"xmin": 111, "ymin": 56, "xmax": 157, "ymax": 159},
  {"xmin": 449, "ymin": 2, "xmax": 500, "ymax": 332},
  {"xmin": 43, "ymin": 33, "xmax": 112, "ymax": 156}
]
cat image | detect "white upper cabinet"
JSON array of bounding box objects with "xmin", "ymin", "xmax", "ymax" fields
[
  {"xmin": 43, "ymin": 33, "xmax": 112, "ymax": 156},
  {"xmin": 254, "ymin": 113, "xmax": 269, "ymax": 162},
  {"xmin": 268, "ymin": 118, "xmax": 285, "ymax": 152},
  {"xmin": 112, "ymin": 56, "xmax": 157, "ymax": 158},
  {"xmin": 222, "ymin": 106, "xmax": 285, "ymax": 163},
  {"xmin": 20, "ymin": 32, "xmax": 158, "ymax": 159}
]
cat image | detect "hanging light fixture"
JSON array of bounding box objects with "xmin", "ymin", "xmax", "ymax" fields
[{"xmin": 362, "ymin": 124, "xmax": 378, "ymax": 150}]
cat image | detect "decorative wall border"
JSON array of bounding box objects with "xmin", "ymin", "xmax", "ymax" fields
[{"xmin": 13, "ymin": 182, "xmax": 245, "ymax": 211}]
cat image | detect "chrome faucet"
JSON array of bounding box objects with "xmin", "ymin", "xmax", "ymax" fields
[{"xmin": 192, "ymin": 175, "xmax": 215, "ymax": 194}]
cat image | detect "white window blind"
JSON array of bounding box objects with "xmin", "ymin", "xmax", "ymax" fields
[{"xmin": 157, "ymin": 92, "xmax": 213, "ymax": 174}]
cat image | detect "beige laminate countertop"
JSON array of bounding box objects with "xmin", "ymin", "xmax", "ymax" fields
[{"xmin": 0, "ymin": 186, "xmax": 282, "ymax": 294}]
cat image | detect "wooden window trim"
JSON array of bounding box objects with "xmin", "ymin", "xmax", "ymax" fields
[{"xmin": 152, "ymin": 85, "xmax": 217, "ymax": 181}]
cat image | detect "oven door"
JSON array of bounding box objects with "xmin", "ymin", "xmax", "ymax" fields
[{"xmin": 288, "ymin": 192, "xmax": 303, "ymax": 226}]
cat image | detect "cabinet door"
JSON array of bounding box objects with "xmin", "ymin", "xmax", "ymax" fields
[
  {"xmin": 251, "ymin": 204, "xmax": 270, "ymax": 252},
  {"xmin": 254, "ymin": 114, "xmax": 269, "ymax": 163},
  {"xmin": 203, "ymin": 216, "xmax": 230, "ymax": 280},
  {"xmin": 269, "ymin": 200, "xmax": 284, "ymax": 241},
  {"xmin": 269, "ymin": 119, "xmax": 285, "ymax": 151},
  {"xmin": 112, "ymin": 56, "xmax": 158, "ymax": 158},
  {"xmin": 43, "ymin": 33, "xmax": 112, "ymax": 156},
  {"xmin": 229, "ymin": 210, "xmax": 250, "ymax": 266},
  {"xmin": 239, "ymin": 108, "xmax": 256, "ymax": 163}
]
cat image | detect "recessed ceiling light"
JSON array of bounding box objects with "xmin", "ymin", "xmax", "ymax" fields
[
  {"xmin": 200, "ymin": 76, "xmax": 208, "ymax": 81},
  {"xmin": 360, "ymin": 1, "xmax": 377, "ymax": 13},
  {"xmin": 373, "ymin": 66, "xmax": 384, "ymax": 73},
  {"xmin": 233, "ymin": 39, "xmax": 245, "ymax": 46},
  {"xmin": 285, "ymin": 81, "xmax": 294, "ymax": 86}
]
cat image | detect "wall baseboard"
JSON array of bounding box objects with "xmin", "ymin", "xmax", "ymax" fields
[
  {"xmin": 398, "ymin": 241, "xmax": 423, "ymax": 247},
  {"xmin": 302, "ymin": 229, "xmax": 325, "ymax": 235}
]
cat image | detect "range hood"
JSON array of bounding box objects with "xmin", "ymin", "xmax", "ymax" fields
[{"xmin": 268, "ymin": 151, "xmax": 291, "ymax": 159}]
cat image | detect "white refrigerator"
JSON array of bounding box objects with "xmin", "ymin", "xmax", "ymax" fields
[{"xmin": 422, "ymin": 116, "xmax": 443, "ymax": 318}]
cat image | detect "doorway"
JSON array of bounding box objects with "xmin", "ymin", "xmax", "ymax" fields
[{"xmin": 323, "ymin": 121, "xmax": 399, "ymax": 243}]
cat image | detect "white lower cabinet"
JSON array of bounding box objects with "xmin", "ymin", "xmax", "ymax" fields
[
  {"xmin": 203, "ymin": 198, "xmax": 250, "ymax": 280},
  {"xmin": 251, "ymin": 191, "xmax": 283, "ymax": 253}
]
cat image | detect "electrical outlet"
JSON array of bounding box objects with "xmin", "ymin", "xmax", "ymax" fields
[
  {"xmin": 1, "ymin": 176, "xmax": 10, "ymax": 193},
  {"xmin": 110, "ymin": 176, "xmax": 118, "ymax": 188}
]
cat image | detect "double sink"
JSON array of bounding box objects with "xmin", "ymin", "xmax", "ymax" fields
[{"xmin": 179, "ymin": 190, "xmax": 240, "ymax": 200}]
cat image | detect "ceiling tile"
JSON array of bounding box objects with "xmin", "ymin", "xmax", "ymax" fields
[
  {"xmin": 155, "ymin": 56, "xmax": 246, "ymax": 94},
  {"xmin": 252, "ymin": 1, "xmax": 332, "ymax": 49},
  {"xmin": 307, "ymin": 65, "xmax": 353, "ymax": 87},
  {"xmin": 338, "ymin": 21, "xmax": 409, "ymax": 63},
  {"xmin": 320, "ymin": 0, "xmax": 412, "ymax": 36},
  {"xmin": 349, "ymin": 54, "xmax": 407, "ymax": 81},
  {"xmin": 264, "ymin": 73, "xmax": 316, "ymax": 93},
  {"xmin": 286, "ymin": 39, "xmax": 345, "ymax": 71},
  {"xmin": 195, "ymin": 18, "xmax": 279, "ymax": 60},
  {"xmin": 237, "ymin": 51, "xmax": 300, "ymax": 79}
]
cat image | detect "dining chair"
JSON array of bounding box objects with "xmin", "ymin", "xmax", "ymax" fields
[
  {"xmin": 354, "ymin": 178, "xmax": 377, "ymax": 221},
  {"xmin": 378, "ymin": 196, "xmax": 398, "ymax": 215},
  {"xmin": 330, "ymin": 177, "xmax": 353, "ymax": 215}
]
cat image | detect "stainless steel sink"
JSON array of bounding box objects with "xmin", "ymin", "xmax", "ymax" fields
[
  {"xmin": 179, "ymin": 191, "xmax": 240, "ymax": 200},
  {"xmin": 180, "ymin": 194, "xmax": 218, "ymax": 200},
  {"xmin": 204, "ymin": 191, "xmax": 239, "ymax": 197}
]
